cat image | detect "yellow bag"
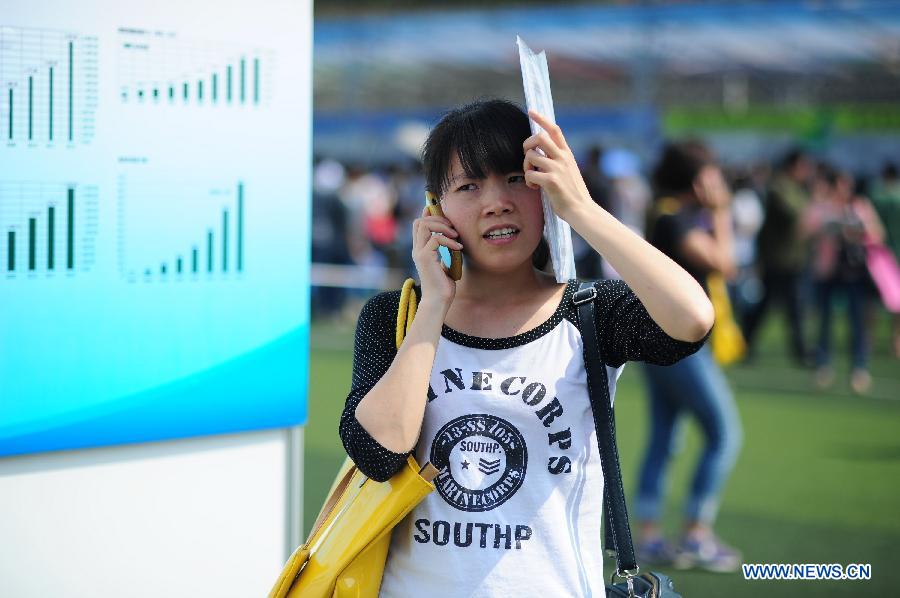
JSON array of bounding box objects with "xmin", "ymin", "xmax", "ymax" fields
[
  {"xmin": 269, "ymin": 279, "xmax": 434, "ymax": 598},
  {"xmin": 707, "ymin": 273, "xmax": 746, "ymax": 366},
  {"xmin": 650, "ymin": 198, "xmax": 745, "ymax": 366}
]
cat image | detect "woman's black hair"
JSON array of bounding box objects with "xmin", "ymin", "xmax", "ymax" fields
[
  {"xmin": 651, "ymin": 139, "xmax": 714, "ymax": 198},
  {"xmin": 818, "ymin": 161, "xmax": 839, "ymax": 187},
  {"xmin": 422, "ymin": 98, "xmax": 549, "ymax": 270},
  {"xmin": 423, "ymin": 99, "xmax": 532, "ymax": 197},
  {"xmin": 778, "ymin": 147, "xmax": 808, "ymax": 172}
]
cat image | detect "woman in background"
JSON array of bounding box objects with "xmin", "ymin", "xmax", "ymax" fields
[
  {"xmin": 636, "ymin": 140, "xmax": 744, "ymax": 573},
  {"xmin": 805, "ymin": 165, "xmax": 885, "ymax": 393}
]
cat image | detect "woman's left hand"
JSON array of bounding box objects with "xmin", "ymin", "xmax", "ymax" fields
[
  {"xmin": 694, "ymin": 165, "xmax": 731, "ymax": 211},
  {"xmin": 522, "ymin": 110, "xmax": 593, "ymax": 222}
]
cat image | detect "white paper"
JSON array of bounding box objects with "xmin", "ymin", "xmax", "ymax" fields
[{"xmin": 517, "ymin": 35, "xmax": 577, "ymax": 283}]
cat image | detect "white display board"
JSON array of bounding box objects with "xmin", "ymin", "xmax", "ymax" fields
[{"xmin": 0, "ymin": 428, "xmax": 303, "ymax": 598}]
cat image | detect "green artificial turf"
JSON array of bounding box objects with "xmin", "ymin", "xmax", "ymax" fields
[{"xmin": 304, "ymin": 310, "xmax": 900, "ymax": 597}]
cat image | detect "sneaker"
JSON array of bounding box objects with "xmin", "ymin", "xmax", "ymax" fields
[
  {"xmin": 673, "ymin": 534, "xmax": 742, "ymax": 573},
  {"xmin": 850, "ymin": 369, "xmax": 872, "ymax": 394},
  {"xmin": 636, "ymin": 537, "xmax": 677, "ymax": 566}
]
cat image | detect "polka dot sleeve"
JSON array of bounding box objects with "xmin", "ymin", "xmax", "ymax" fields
[
  {"xmin": 338, "ymin": 290, "xmax": 413, "ymax": 482},
  {"xmin": 591, "ymin": 279, "xmax": 710, "ymax": 368}
]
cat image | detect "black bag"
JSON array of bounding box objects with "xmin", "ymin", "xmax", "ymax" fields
[
  {"xmin": 573, "ymin": 282, "xmax": 683, "ymax": 598},
  {"xmin": 606, "ymin": 572, "xmax": 679, "ymax": 598}
]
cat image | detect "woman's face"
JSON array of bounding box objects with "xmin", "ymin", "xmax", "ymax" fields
[
  {"xmin": 439, "ymin": 152, "xmax": 544, "ymax": 274},
  {"xmin": 835, "ymin": 174, "xmax": 854, "ymax": 203}
]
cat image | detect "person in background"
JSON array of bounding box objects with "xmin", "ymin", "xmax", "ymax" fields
[
  {"xmin": 870, "ymin": 162, "xmax": 900, "ymax": 357},
  {"xmin": 389, "ymin": 161, "xmax": 427, "ymax": 278},
  {"xmin": 603, "ymin": 148, "xmax": 652, "ymax": 236},
  {"xmin": 311, "ymin": 157, "xmax": 351, "ymax": 319},
  {"xmin": 581, "ymin": 144, "xmax": 611, "ymax": 213},
  {"xmin": 571, "ymin": 144, "xmax": 609, "ymax": 279},
  {"xmin": 600, "ymin": 148, "xmax": 652, "ymax": 280},
  {"xmin": 338, "ymin": 165, "xmax": 397, "ymax": 294},
  {"xmin": 742, "ymin": 148, "xmax": 815, "ymax": 366},
  {"xmin": 728, "ymin": 170, "xmax": 765, "ymax": 318},
  {"xmin": 805, "ymin": 166, "xmax": 886, "ymax": 393},
  {"xmin": 636, "ymin": 140, "xmax": 743, "ymax": 573}
]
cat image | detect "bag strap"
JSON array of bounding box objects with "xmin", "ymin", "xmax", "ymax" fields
[
  {"xmin": 307, "ymin": 462, "xmax": 359, "ymax": 542},
  {"xmin": 397, "ymin": 278, "xmax": 418, "ymax": 349},
  {"xmin": 573, "ymin": 281, "xmax": 639, "ymax": 579}
]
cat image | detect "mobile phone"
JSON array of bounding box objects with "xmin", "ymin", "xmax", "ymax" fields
[{"xmin": 425, "ymin": 191, "xmax": 463, "ymax": 281}]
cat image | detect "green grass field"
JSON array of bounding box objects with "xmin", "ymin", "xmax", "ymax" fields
[{"xmin": 304, "ymin": 309, "xmax": 900, "ymax": 597}]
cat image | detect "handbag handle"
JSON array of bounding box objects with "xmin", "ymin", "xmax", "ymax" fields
[
  {"xmin": 573, "ymin": 281, "xmax": 639, "ymax": 579},
  {"xmin": 397, "ymin": 278, "xmax": 419, "ymax": 349}
]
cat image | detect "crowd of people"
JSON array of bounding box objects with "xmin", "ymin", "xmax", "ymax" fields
[{"xmin": 312, "ymin": 146, "xmax": 899, "ymax": 394}]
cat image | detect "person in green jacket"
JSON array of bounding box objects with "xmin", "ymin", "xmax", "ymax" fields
[{"xmin": 742, "ymin": 148, "xmax": 815, "ymax": 365}]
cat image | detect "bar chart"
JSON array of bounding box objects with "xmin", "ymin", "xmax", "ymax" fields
[
  {"xmin": 0, "ymin": 26, "xmax": 98, "ymax": 147},
  {"xmin": 118, "ymin": 177, "xmax": 245, "ymax": 282},
  {"xmin": 0, "ymin": 182, "xmax": 99, "ymax": 276},
  {"xmin": 117, "ymin": 27, "xmax": 272, "ymax": 108}
]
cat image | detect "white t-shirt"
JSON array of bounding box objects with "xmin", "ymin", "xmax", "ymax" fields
[{"xmin": 379, "ymin": 284, "xmax": 622, "ymax": 597}]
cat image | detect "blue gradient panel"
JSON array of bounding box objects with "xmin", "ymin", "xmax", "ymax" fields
[
  {"xmin": 0, "ymin": 5, "xmax": 312, "ymax": 456},
  {"xmin": 0, "ymin": 325, "xmax": 309, "ymax": 456}
]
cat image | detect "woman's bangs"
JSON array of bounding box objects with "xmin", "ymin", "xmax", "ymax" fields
[
  {"xmin": 424, "ymin": 99, "xmax": 531, "ymax": 196},
  {"xmin": 454, "ymin": 113, "xmax": 526, "ymax": 185}
]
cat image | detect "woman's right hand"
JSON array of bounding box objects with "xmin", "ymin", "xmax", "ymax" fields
[{"xmin": 412, "ymin": 205, "xmax": 462, "ymax": 309}]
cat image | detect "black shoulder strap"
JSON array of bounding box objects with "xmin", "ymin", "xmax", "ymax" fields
[{"xmin": 573, "ymin": 280, "xmax": 639, "ymax": 578}]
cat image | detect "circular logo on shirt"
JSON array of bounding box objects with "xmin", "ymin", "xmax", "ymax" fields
[{"xmin": 430, "ymin": 414, "xmax": 527, "ymax": 513}]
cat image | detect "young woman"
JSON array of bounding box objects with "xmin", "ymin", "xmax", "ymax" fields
[
  {"xmin": 339, "ymin": 99, "xmax": 714, "ymax": 596},
  {"xmin": 636, "ymin": 141, "xmax": 743, "ymax": 572},
  {"xmin": 805, "ymin": 165, "xmax": 885, "ymax": 393}
]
